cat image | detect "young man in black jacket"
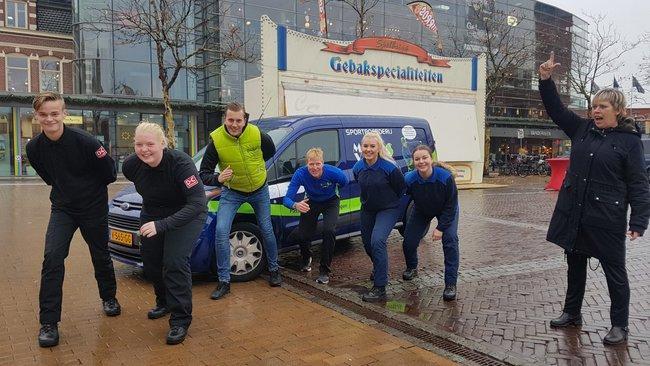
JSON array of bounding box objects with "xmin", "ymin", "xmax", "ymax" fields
[{"xmin": 26, "ymin": 92, "xmax": 121, "ymax": 348}]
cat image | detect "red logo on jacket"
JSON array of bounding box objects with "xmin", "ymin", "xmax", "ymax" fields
[
  {"xmin": 184, "ymin": 175, "xmax": 199, "ymax": 189},
  {"xmin": 95, "ymin": 146, "xmax": 107, "ymax": 158}
]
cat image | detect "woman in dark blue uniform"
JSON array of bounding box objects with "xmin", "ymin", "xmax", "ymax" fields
[
  {"xmin": 401, "ymin": 145, "xmax": 459, "ymax": 301},
  {"xmin": 539, "ymin": 52, "xmax": 650, "ymax": 345},
  {"xmin": 122, "ymin": 122, "xmax": 207, "ymax": 345},
  {"xmin": 353, "ymin": 131, "xmax": 406, "ymax": 302}
]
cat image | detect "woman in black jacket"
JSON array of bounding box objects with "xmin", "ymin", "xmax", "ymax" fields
[
  {"xmin": 539, "ymin": 52, "xmax": 650, "ymax": 345},
  {"xmin": 122, "ymin": 122, "xmax": 207, "ymax": 345}
]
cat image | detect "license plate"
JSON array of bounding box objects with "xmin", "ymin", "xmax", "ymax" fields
[{"xmin": 110, "ymin": 229, "xmax": 133, "ymax": 246}]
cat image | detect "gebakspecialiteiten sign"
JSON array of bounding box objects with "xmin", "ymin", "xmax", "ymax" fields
[{"xmin": 329, "ymin": 57, "xmax": 443, "ymax": 83}]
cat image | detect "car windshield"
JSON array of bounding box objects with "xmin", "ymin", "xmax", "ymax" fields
[{"xmin": 192, "ymin": 125, "xmax": 293, "ymax": 171}]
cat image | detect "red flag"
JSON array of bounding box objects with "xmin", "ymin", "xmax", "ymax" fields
[
  {"xmin": 407, "ymin": 1, "xmax": 438, "ymax": 34},
  {"xmin": 318, "ymin": 0, "xmax": 328, "ymax": 37}
]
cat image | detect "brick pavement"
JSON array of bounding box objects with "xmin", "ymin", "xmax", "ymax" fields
[
  {"xmin": 0, "ymin": 182, "xmax": 454, "ymax": 366},
  {"xmin": 280, "ymin": 176, "xmax": 650, "ymax": 365}
]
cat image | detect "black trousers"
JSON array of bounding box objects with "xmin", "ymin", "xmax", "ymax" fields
[
  {"xmin": 140, "ymin": 217, "xmax": 203, "ymax": 328},
  {"xmin": 296, "ymin": 196, "xmax": 340, "ymax": 274},
  {"xmin": 563, "ymin": 251, "xmax": 630, "ymax": 327},
  {"xmin": 40, "ymin": 207, "xmax": 117, "ymax": 325}
]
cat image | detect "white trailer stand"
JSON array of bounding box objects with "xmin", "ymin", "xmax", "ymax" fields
[{"xmin": 245, "ymin": 16, "xmax": 486, "ymax": 184}]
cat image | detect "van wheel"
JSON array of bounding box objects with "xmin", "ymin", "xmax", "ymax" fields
[{"xmin": 229, "ymin": 222, "xmax": 267, "ymax": 282}]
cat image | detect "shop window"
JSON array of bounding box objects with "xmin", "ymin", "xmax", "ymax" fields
[
  {"xmin": 6, "ymin": 55, "xmax": 29, "ymax": 92},
  {"xmin": 6, "ymin": 0, "xmax": 27, "ymax": 29},
  {"xmin": 40, "ymin": 59, "xmax": 61, "ymax": 92}
]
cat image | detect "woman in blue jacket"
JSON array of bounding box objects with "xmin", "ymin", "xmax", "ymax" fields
[
  {"xmin": 353, "ymin": 131, "xmax": 406, "ymax": 302},
  {"xmin": 401, "ymin": 145, "xmax": 459, "ymax": 301}
]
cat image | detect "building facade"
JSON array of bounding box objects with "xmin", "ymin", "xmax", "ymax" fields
[
  {"xmin": 0, "ymin": 0, "xmax": 591, "ymax": 177},
  {"xmin": 0, "ymin": 0, "xmax": 74, "ymax": 176},
  {"xmin": 211, "ymin": 0, "xmax": 589, "ymax": 161}
]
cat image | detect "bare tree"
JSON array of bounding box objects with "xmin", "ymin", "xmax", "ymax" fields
[
  {"xmin": 443, "ymin": 1, "xmax": 535, "ymax": 174},
  {"xmin": 568, "ymin": 14, "xmax": 647, "ymax": 113},
  {"xmin": 444, "ymin": 1, "xmax": 535, "ymax": 107},
  {"xmin": 92, "ymin": 0, "xmax": 258, "ymax": 148},
  {"xmin": 337, "ymin": 0, "xmax": 381, "ymax": 38}
]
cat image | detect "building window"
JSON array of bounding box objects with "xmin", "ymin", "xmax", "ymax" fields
[
  {"xmin": 6, "ymin": 56, "xmax": 29, "ymax": 92},
  {"xmin": 6, "ymin": 0, "xmax": 27, "ymax": 29},
  {"xmin": 40, "ymin": 59, "xmax": 61, "ymax": 92}
]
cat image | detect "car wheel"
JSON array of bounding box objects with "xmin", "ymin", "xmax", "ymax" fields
[{"xmin": 229, "ymin": 222, "xmax": 267, "ymax": 282}]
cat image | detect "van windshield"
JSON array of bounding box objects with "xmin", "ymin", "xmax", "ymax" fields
[{"xmin": 192, "ymin": 125, "xmax": 293, "ymax": 171}]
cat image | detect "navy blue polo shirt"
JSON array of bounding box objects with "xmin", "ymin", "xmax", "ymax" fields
[
  {"xmin": 405, "ymin": 166, "xmax": 458, "ymax": 231},
  {"xmin": 353, "ymin": 157, "xmax": 406, "ymax": 212}
]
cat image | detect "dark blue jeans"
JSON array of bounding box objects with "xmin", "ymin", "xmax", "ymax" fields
[
  {"xmin": 402, "ymin": 207, "xmax": 459, "ymax": 286},
  {"xmin": 360, "ymin": 206, "xmax": 401, "ymax": 287}
]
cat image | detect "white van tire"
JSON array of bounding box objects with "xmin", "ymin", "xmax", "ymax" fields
[{"xmin": 229, "ymin": 222, "xmax": 267, "ymax": 282}]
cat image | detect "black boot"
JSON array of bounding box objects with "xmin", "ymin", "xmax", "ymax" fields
[
  {"xmin": 210, "ymin": 282, "xmax": 230, "ymax": 300},
  {"xmin": 443, "ymin": 285, "xmax": 457, "ymax": 301},
  {"xmin": 549, "ymin": 312, "xmax": 582, "ymax": 327},
  {"xmin": 269, "ymin": 270, "xmax": 282, "ymax": 287},
  {"xmin": 147, "ymin": 305, "xmax": 170, "ymax": 319},
  {"xmin": 102, "ymin": 298, "xmax": 121, "ymax": 317},
  {"xmin": 166, "ymin": 326, "xmax": 188, "ymax": 345},
  {"xmin": 38, "ymin": 323, "xmax": 59, "ymax": 348},
  {"xmin": 603, "ymin": 326, "xmax": 628, "ymax": 345},
  {"xmin": 362, "ymin": 286, "xmax": 386, "ymax": 302},
  {"xmin": 402, "ymin": 268, "xmax": 418, "ymax": 281}
]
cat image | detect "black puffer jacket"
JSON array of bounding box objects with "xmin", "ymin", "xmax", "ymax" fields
[{"xmin": 540, "ymin": 79, "xmax": 650, "ymax": 264}]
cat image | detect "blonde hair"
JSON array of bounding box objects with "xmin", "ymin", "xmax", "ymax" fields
[
  {"xmin": 305, "ymin": 147, "xmax": 324, "ymax": 161},
  {"xmin": 33, "ymin": 91, "xmax": 65, "ymax": 111},
  {"xmin": 135, "ymin": 121, "xmax": 168, "ymax": 148},
  {"xmin": 362, "ymin": 131, "xmax": 395, "ymax": 163},
  {"xmin": 593, "ymin": 88, "xmax": 627, "ymax": 117}
]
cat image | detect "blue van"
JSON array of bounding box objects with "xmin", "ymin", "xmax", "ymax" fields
[{"xmin": 107, "ymin": 115, "xmax": 436, "ymax": 281}]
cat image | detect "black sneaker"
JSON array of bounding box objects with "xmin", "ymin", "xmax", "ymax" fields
[
  {"xmin": 147, "ymin": 305, "xmax": 170, "ymax": 319},
  {"xmin": 442, "ymin": 285, "xmax": 457, "ymax": 301},
  {"xmin": 269, "ymin": 270, "xmax": 282, "ymax": 287},
  {"xmin": 300, "ymin": 257, "xmax": 312, "ymax": 272},
  {"xmin": 210, "ymin": 282, "xmax": 230, "ymax": 300},
  {"xmin": 103, "ymin": 298, "xmax": 121, "ymax": 316},
  {"xmin": 316, "ymin": 273, "xmax": 330, "ymax": 284},
  {"xmin": 38, "ymin": 323, "xmax": 59, "ymax": 348},
  {"xmin": 166, "ymin": 326, "xmax": 187, "ymax": 345},
  {"xmin": 362, "ymin": 286, "xmax": 387, "ymax": 302},
  {"xmin": 402, "ymin": 268, "xmax": 418, "ymax": 281}
]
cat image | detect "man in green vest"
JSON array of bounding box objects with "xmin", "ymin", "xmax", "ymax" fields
[{"xmin": 199, "ymin": 102, "xmax": 281, "ymax": 300}]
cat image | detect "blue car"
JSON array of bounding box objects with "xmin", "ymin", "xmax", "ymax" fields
[{"xmin": 107, "ymin": 115, "xmax": 437, "ymax": 281}]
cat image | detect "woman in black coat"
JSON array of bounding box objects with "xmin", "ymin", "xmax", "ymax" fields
[{"xmin": 539, "ymin": 52, "xmax": 650, "ymax": 345}]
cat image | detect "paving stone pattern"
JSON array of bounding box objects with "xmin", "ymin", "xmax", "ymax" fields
[
  {"xmin": 0, "ymin": 183, "xmax": 454, "ymax": 366},
  {"xmin": 281, "ymin": 177, "xmax": 650, "ymax": 365}
]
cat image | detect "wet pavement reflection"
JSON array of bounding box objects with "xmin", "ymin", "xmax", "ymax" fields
[
  {"xmin": 280, "ymin": 176, "xmax": 650, "ymax": 365},
  {"xmin": 0, "ymin": 180, "xmax": 453, "ymax": 365}
]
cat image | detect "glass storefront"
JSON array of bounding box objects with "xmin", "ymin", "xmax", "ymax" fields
[
  {"xmin": 0, "ymin": 106, "xmax": 197, "ymax": 177},
  {"xmin": 0, "ymin": 108, "xmax": 12, "ymax": 176}
]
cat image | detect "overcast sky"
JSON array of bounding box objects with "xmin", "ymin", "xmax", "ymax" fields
[{"xmin": 540, "ymin": 0, "xmax": 650, "ymax": 106}]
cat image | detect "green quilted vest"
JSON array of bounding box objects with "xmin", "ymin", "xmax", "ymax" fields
[{"xmin": 210, "ymin": 124, "xmax": 266, "ymax": 192}]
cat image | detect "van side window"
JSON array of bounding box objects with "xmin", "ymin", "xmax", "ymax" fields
[
  {"xmin": 274, "ymin": 130, "xmax": 340, "ymax": 181},
  {"xmin": 296, "ymin": 130, "xmax": 340, "ymax": 168}
]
